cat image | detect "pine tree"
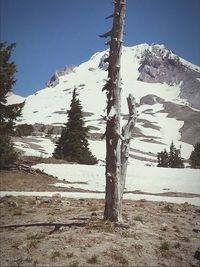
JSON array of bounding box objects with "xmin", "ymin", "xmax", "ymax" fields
[
  {"xmin": 169, "ymin": 141, "xmax": 176, "ymax": 168},
  {"xmin": 157, "ymin": 149, "xmax": 169, "ymax": 167},
  {"xmin": 53, "ymin": 88, "xmax": 97, "ymax": 165},
  {"xmin": 168, "ymin": 141, "xmax": 184, "ymax": 168},
  {"xmin": 189, "ymin": 143, "xmax": 200, "ymax": 169},
  {"xmin": 0, "ymin": 42, "xmax": 24, "ymax": 169},
  {"xmin": 157, "ymin": 141, "xmax": 184, "ymax": 168},
  {"xmin": 174, "ymin": 145, "xmax": 184, "ymax": 168}
]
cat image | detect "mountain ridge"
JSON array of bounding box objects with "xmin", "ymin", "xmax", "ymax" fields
[{"xmin": 7, "ymin": 43, "xmax": 200, "ymax": 163}]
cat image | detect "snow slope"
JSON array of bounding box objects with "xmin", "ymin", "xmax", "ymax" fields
[
  {"xmin": 19, "ymin": 45, "xmax": 187, "ymax": 125},
  {"xmin": 11, "ymin": 43, "xmax": 200, "ymax": 163}
]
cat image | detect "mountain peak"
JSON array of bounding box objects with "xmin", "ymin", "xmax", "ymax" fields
[
  {"xmin": 8, "ymin": 43, "xmax": 200, "ymax": 163},
  {"xmin": 46, "ymin": 65, "xmax": 77, "ymax": 88}
]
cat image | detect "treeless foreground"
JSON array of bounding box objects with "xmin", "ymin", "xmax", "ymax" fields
[{"xmin": 0, "ymin": 170, "xmax": 200, "ymax": 266}]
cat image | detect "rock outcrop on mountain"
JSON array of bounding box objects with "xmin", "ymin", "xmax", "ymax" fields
[
  {"xmin": 137, "ymin": 44, "xmax": 200, "ymax": 109},
  {"xmin": 139, "ymin": 94, "xmax": 200, "ymax": 145},
  {"xmin": 8, "ymin": 43, "xmax": 200, "ymax": 162},
  {"xmin": 46, "ymin": 65, "xmax": 76, "ymax": 88}
]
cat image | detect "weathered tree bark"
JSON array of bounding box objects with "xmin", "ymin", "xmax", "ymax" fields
[
  {"xmin": 100, "ymin": 0, "xmax": 137, "ymax": 222},
  {"xmin": 120, "ymin": 95, "xmax": 137, "ymax": 207},
  {"xmin": 102, "ymin": 0, "xmax": 126, "ymax": 222}
]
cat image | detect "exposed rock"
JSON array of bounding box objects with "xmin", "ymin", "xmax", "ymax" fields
[
  {"xmin": 139, "ymin": 94, "xmax": 200, "ymax": 145},
  {"xmin": 137, "ymin": 44, "xmax": 200, "ymax": 109},
  {"xmin": 192, "ymin": 229, "xmax": 200, "ymax": 233},
  {"xmin": 46, "ymin": 65, "xmax": 76, "ymax": 88},
  {"xmin": 7, "ymin": 201, "xmax": 18, "ymax": 208},
  {"xmin": 98, "ymin": 53, "xmax": 109, "ymax": 70},
  {"xmin": 46, "ymin": 72, "xmax": 59, "ymax": 88},
  {"xmin": 159, "ymin": 101, "xmax": 200, "ymax": 145},
  {"xmin": 194, "ymin": 249, "xmax": 200, "ymax": 260}
]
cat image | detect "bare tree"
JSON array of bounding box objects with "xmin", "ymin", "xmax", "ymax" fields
[{"xmin": 100, "ymin": 0, "xmax": 137, "ymax": 222}]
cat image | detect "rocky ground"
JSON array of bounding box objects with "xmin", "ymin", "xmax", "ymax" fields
[{"xmin": 0, "ymin": 169, "xmax": 200, "ymax": 267}]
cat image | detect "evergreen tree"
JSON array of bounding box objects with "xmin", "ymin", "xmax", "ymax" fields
[
  {"xmin": 157, "ymin": 141, "xmax": 184, "ymax": 168},
  {"xmin": 0, "ymin": 42, "xmax": 24, "ymax": 168},
  {"xmin": 168, "ymin": 141, "xmax": 176, "ymax": 168},
  {"xmin": 189, "ymin": 143, "xmax": 200, "ymax": 169},
  {"xmin": 168, "ymin": 141, "xmax": 184, "ymax": 168},
  {"xmin": 157, "ymin": 149, "xmax": 169, "ymax": 167},
  {"xmin": 53, "ymin": 88, "xmax": 97, "ymax": 165},
  {"xmin": 174, "ymin": 145, "xmax": 184, "ymax": 168}
]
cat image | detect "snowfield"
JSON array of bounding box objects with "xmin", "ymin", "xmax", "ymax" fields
[
  {"xmin": 32, "ymin": 163, "xmax": 200, "ymax": 195},
  {"xmin": 10, "ymin": 134, "xmax": 200, "ymax": 206},
  {"xmin": 5, "ymin": 162, "xmax": 195, "ymax": 206}
]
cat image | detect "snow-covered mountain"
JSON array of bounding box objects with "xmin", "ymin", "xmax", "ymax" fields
[{"xmin": 10, "ymin": 43, "xmax": 200, "ymax": 163}]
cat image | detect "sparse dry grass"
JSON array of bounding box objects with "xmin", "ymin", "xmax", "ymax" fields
[
  {"xmin": 51, "ymin": 250, "xmax": 61, "ymax": 260},
  {"xmin": 133, "ymin": 215, "xmax": 143, "ymax": 223},
  {"xmin": 108, "ymin": 250, "xmax": 129, "ymax": 265},
  {"xmin": 27, "ymin": 239, "xmax": 40, "ymax": 250},
  {"xmin": 160, "ymin": 240, "xmax": 170, "ymax": 251},
  {"xmin": 86, "ymin": 217, "xmax": 115, "ymax": 233},
  {"xmin": 0, "ymin": 170, "xmax": 200, "ymax": 267},
  {"xmin": 13, "ymin": 207, "xmax": 23, "ymax": 216},
  {"xmin": 87, "ymin": 254, "xmax": 98, "ymax": 264}
]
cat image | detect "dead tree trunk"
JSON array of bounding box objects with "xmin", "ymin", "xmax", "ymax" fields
[
  {"xmin": 100, "ymin": 0, "xmax": 137, "ymax": 222},
  {"xmin": 120, "ymin": 94, "xmax": 137, "ymax": 205},
  {"xmin": 103, "ymin": 0, "xmax": 126, "ymax": 222}
]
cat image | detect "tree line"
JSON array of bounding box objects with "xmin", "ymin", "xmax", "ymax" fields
[
  {"xmin": 157, "ymin": 141, "xmax": 184, "ymax": 168},
  {"xmin": 157, "ymin": 141, "xmax": 200, "ymax": 169}
]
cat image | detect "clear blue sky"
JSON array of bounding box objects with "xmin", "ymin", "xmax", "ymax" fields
[{"xmin": 1, "ymin": 0, "xmax": 200, "ymax": 97}]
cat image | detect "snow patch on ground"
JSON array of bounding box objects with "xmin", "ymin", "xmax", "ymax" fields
[
  {"xmin": 14, "ymin": 137, "xmax": 55, "ymax": 157},
  {"xmin": 32, "ymin": 163, "xmax": 200, "ymax": 196}
]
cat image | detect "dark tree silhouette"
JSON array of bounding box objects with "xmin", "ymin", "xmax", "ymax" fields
[
  {"xmin": 53, "ymin": 88, "xmax": 97, "ymax": 165},
  {"xmin": 157, "ymin": 149, "xmax": 169, "ymax": 167},
  {"xmin": 157, "ymin": 141, "xmax": 184, "ymax": 168},
  {"xmin": 0, "ymin": 42, "xmax": 24, "ymax": 168},
  {"xmin": 189, "ymin": 143, "xmax": 200, "ymax": 169}
]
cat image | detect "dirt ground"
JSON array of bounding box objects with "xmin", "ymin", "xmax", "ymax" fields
[
  {"xmin": 0, "ymin": 169, "xmax": 90, "ymax": 193},
  {"xmin": 0, "ymin": 169, "xmax": 200, "ymax": 267}
]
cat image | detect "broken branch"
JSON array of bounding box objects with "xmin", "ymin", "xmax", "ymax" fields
[
  {"xmin": 105, "ymin": 14, "xmax": 114, "ymax": 19},
  {"xmin": 0, "ymin": 222, "xmax": 87, "ymax": 230},
  {"xmin": 99, "ymin": 30, "xmax": 112, "ymax": 38}
]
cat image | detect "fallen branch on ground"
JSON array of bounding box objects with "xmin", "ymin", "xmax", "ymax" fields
[{"xmin": 0, "ymin": 222, "xmax": 87, "ymax": 234}]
